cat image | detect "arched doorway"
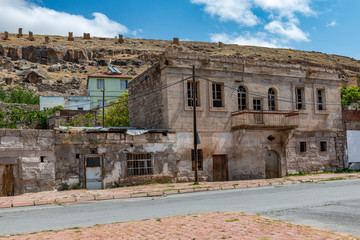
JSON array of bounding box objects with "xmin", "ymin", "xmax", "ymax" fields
[{"xmin": 265, "ymin": 150, "xmax": 280, "ymax": 178}]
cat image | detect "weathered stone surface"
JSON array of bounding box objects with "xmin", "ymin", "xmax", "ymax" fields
[
  {"xmin": 26, "ymin": 69, "xmax": 48, "ymax": 83},
  {"xmin": 47, "ymin": 63, "xmax": 62, "ymax": 72}
]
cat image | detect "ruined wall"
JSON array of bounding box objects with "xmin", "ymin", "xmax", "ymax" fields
[
  {"xmin": 343, "ymin": 110, "xmax": 360, "ymax": 130},
  {"xmin": 129, "ymin": 63, "xmax": 167, "ymax": 129},
  {"xmin": 54, "ymin": 130, "xmax": 180, "ymax": 188},
  {"xmin": 175, "ymin": 132, "xmax": 234, "ymax": 182},
  {"xmin": 0, "ymin": 129, "xmax": 55, "ymax": 195},
  {"xmin": 286, "ymin": 131, "xmax": 345, "ymax": 173}
]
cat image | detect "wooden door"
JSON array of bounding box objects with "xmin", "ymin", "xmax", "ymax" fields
[
  {"xmin": 213, "ymin": 155, "xmax": 227, "ymax": 181},
  {"xmin": 265, "ymin": 151, "xmax": 280, "ymax": 178},
  {"xmin": 0, "ymin": 164, "xmax": 14, "ymax": 196}
]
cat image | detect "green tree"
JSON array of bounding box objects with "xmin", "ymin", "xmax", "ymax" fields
[
  {"xmin": 101, "ymin": 92, "xmax": 129, "ymax": 127},
  {"xmin": 341, "ymin": 86, "xmax": 360, "ymax": 107},
  {"xmin": 0, "ymin": 86, "xmax": 39, "ymax": 104}
]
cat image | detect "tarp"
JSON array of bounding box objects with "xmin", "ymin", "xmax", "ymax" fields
[{"xmin": 347, "ymin": 130, "xmax": 360, "ymax": 163}]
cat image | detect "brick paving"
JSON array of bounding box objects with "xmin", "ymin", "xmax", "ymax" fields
[
  {"xmin": 0, "ymin": 172, "xmax": 359, "ymax": 209},
  {"xmin": 1, "ymin": 212, "xmax": 358, "ymax": 240}
]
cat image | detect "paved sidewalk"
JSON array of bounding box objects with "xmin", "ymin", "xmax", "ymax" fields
[
  {"xmin": 1, "ymin": 172, "xmax": 359, "ymax": 209},
  {"xmin": 1, "ymin": 212, "xmax": 358, "ymax": 240}
]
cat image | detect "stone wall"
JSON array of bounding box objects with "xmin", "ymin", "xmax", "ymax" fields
[
  {"xmin": 129, "ymin": 63, "xmax": 166, "ymax": 129},
  {"xmin": 0, "ymin": 129, "xmax": 55, "ymax": 195},
  {"xmin": 54, "ymin": 129, "xmax": 180, "ymax": 188},
  {"xmin": 286, "ymin": 131, "xmax": 345, "ymax": 173}
]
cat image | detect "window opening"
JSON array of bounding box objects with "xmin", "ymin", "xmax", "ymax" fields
[
  {"xmin": 40, "ymin": 156, "xmax": 45, "ymax": 163},
  {"xmin": 317, "ymin": 89, "xmax": 325, "ymax": 110},
  {"xmin": 253, "ymin": 98, "xmax": 262, "ymax": 111},
  {"xmin": 268, "ymin": 88, "xmax": 276, "ymax": 111},
  {"xmin": 86, "ymin": 156, "xmax": 101, "ymax": 167},
  {"xmin": 191, "ymin": 149, "xmax": 203, "ymax": 171},
  {"xmin": 320, "ymin": 141, "xmax": 327, "ymax": 152},
  {"xmin": 97, "ymin": 79, "xmax": 104, "ymax": 90},
  {"xmin": 300, "ymin": 142, "xmax": 307, "ymax": 153},
  {"xmin": 238, "ymin": 86, "xmax": 247, "ymax": 110},
  {"xmin": 187, "ymin": 81, "xmax": 200, "ymax": 107},
  {"xmin": 126, "ymin": 153, "xmax": 153, "ymax": 176},
  {"xmin": 212, "ymin": 83, "xmax": 223, "ymax": 107},
  {"xmin": 120, "ymin": 79, "xmax": 128, "ymax": 90},
  {"xmin": 295, "ymin": 88, "xmax": 304, "ymax": 110}
]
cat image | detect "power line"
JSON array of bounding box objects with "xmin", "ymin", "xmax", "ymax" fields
[{"xmin": 196, "ymin": 75, "xmax": 347, "ymax": 106}]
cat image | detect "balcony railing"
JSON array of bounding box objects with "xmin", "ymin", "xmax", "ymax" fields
[{"xmin": 231, "ymin": 110, "xmax": 299, "ymax": 129}]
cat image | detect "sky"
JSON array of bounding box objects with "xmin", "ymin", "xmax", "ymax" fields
[{"xmin": 0, "ymin": 0, "xmax": 359, "ymax": 59}]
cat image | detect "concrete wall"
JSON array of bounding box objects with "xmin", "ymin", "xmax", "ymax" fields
[
  {"xmin": 40, "ymin": 96, "xmax": 91, "ymax": 111},
  {"xmin": 88, "ymin": 77, "xmax": 130, "ymax": 109}
]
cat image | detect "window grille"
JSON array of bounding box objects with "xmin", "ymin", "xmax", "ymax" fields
[
  {"xmin": 238, "ymin": 86, "xmax": 247, "ymax": 110},
  {"xmin": 191, "ymin": 149, "xmax": 203, "ymax": 171},
  {"xmin": 212, "ymin": 83, "xmax": 223, "ymax": 107},
  {"xmin": 268, "ymin": 88, "xmax": 276, "ymax": 111},
  {"xmin": 187, "ymin": 82, "xmax": 200, "ymax": 107},
  {"xmin": 97, "ymin": 79, "xmax": 104, "ymax": 90},
  {"xmin": 86, "ymin": 157, "xmax": 101, "ymax": 167},
  {"xmin": 300, "ymin": 142, "xmax": 307, "ymax": 153},
  {"xmin": 127, "ymin": 153, "xmax": 153, "ymax": 176},
  {"xmin": 295, "ymin": 88, "xmax": 304, "ymax": 110}
]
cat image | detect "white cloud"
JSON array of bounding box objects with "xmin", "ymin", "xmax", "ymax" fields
[
  {"xmin": 265, "ymin": 20, "xmax": 309, "ymax": 42},
  {"xmin": 210, "ymin": 32, "xmax": 285, "ymax": 48},
  {"xmin": 254, "ymin": 0, "xmax": 314, "ymax": 17},
  {"xmin": 190, "ymin": 0, "xmax": 258, "ymax": 26},
  {"xmin": 326, "ymin": 20, "xmax": 337, "ymax": 27},
  {"xmin": 191, "ymin": 0, "xmax": 314, "ymax": 45},
  {"xmin": 0, "ymin": 0, "xmax": 129, "ymax": 37}
]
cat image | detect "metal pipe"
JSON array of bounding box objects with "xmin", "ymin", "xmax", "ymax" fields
[{"xmin": 102, "ymin": 89, "xmax": 105, "ymax": 128}]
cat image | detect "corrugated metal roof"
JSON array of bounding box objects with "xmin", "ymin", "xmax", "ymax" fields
[{"xmin": 88, "ymin": 73, "xmax": 133, "ymax": 79}]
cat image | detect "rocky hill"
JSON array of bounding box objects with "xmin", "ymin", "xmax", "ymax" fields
[{"xmin": 0, "ymin": 32, "xmax": 359, "ymax": 97}]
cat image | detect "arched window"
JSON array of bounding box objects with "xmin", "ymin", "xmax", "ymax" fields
[
  {"xmin": 268, "ymin": 88, "xmax": 276, "ymax": 111},
  {"xmin": 238, "ymin": 86, "xmax": 247, "ymax": 110}
]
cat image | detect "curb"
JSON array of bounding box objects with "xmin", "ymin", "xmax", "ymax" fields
[{"xmin": 2, "ymin": 176, "xmax": 357, "ymax": 210}]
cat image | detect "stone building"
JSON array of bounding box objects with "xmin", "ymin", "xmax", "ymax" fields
[{"xmin": 129, "ymin": 49, "xmax": 345, "ymax": 181}]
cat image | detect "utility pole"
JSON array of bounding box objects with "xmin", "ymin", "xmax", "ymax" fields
[
  {"xmin": 193, "ymin": 65, "xmax": 199, "ymax": 184},
  {"xmin": 102, "ymin": 89, "xmax": 105, "ymax": 128}
]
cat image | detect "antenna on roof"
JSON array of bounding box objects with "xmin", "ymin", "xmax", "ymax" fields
[{"xmin": 107, "ymin": 60, "xmax": 122, "ymax": 74}]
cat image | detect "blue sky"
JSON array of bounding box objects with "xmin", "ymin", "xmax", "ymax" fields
[{"xmin": 0, "ymin": 0, "xmax": 359, "ymax": 59}]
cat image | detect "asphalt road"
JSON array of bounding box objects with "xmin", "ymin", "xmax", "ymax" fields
[{"xmin": 0, "ymin": 179, "xmax": 360, "ymax": 237}]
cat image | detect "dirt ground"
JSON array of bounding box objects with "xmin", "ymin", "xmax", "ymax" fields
[{"xmin": 1, "ymin": 212, "xmax": 358, "ymax": 240}]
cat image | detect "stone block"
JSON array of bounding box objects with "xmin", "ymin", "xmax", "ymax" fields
[
  {"xmin": 1, "ymin": 136, "xmax": 23, "ymax": 148},
  {"xmin": 21, "ymin": 129, "xmax": 39, "ymax": 139},
  {"xmin": 5, "ymin": 130, "xmax": 21, "ymax": 137},
  {"xmin": 12, "ymin": 201, "xmax": 35, "ymax": 207}
]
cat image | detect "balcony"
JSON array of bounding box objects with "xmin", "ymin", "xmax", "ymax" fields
[{"xmin": 231, "ymin": 110, "xmax": 299, "ymax": 129}]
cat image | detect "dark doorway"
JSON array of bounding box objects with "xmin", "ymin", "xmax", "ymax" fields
[
  {"xmin": 0, "ymin": 164, "xmax": 15, "ymax": 196},
  {"xmin": 213, "ymin": 155, "xmax": 227, "ymax": 181},
  {"xmin": 265, "ymin": 151, "xmax": 280, "ymax": 178}
]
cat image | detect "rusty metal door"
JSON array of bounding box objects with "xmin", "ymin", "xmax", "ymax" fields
[
  {"xmin": 0, "ymin": 164, "xmax": 15, "ymax": 196},
  {"xmin": 213, "ymin": 155, "xmax": 227, "ymax": 181},
  {"xmin": 85, "ymin": 156, "xmax": 102, "ymax": 190},
  {"xmin": 265, "ymin": 151, "xmax": 279, "ymax": 178}
]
